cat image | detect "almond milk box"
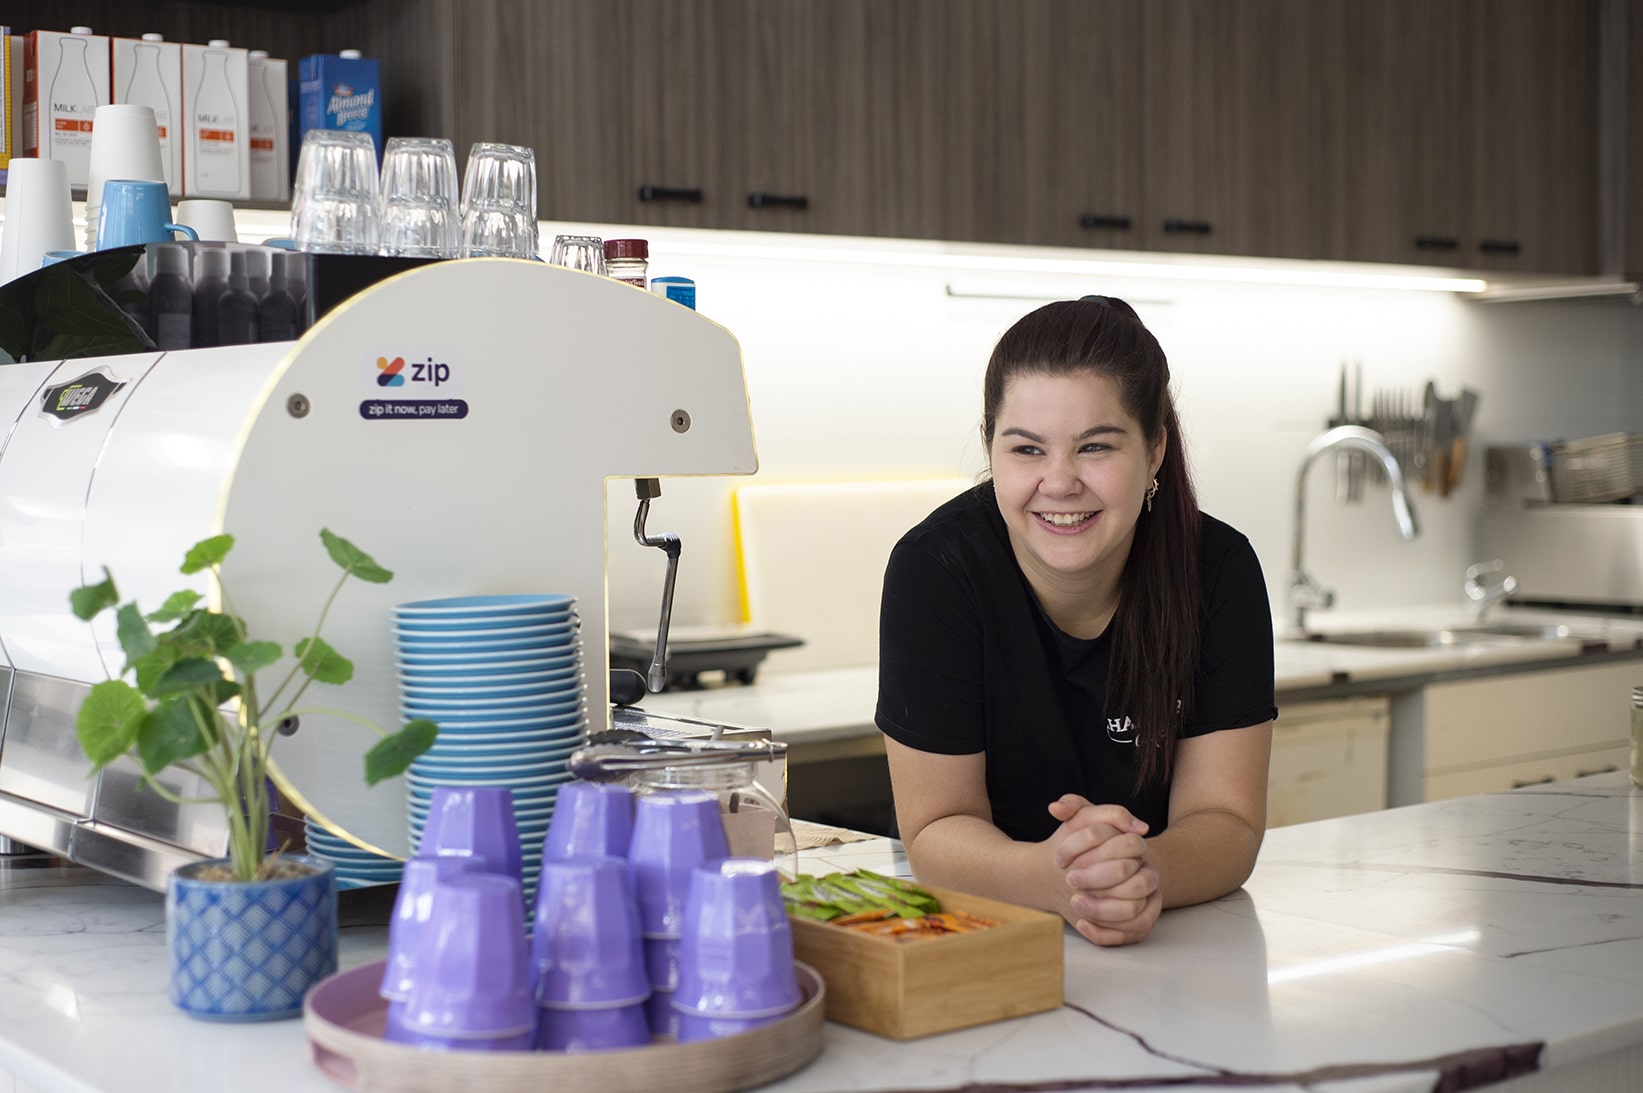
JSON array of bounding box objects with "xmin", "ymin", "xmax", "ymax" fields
[
  {"xmin": 297, "ymin": 50, "xmax": 382, "ymax": 163},
  {"xmin": 112, "ymin": 33, "xmax": 182, "ymax": 194},
  {"xmin": 182, "ymin": 39, "xmax": 250, "ymax": 200},
  {"xmin": 246, "ymin": 50, "xmax": 289, "ymax": 203},
  {"xmin": 22, "ymin": 26, "xmax": 110, "ymax": 188}
]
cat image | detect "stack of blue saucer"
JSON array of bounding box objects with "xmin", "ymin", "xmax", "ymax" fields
[
  {"xmin": 303, "ymin": 819, "xmax": 405, "ymax": 889},
  {"xmin": 392, "ymin": 594, "xmax": 587, "ymax": 904}
]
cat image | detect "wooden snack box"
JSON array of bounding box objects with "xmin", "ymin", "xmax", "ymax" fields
[{"xmin": 788, "ymin": 883, "xmax": 1064, "ymax": 1040}]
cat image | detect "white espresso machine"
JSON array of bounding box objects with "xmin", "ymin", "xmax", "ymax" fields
[{"xmin": 0, "ymin": 257, "xmax": 763, "ymax": 887}]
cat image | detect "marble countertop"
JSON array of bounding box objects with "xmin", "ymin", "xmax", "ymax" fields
[
  {"xmin": 2, "ymin": 775, "xmax": 1640, "ymax": 1093},
  {"xmin": 640, "ymin": 605, "xmax": 1643, "ymax": 744}
]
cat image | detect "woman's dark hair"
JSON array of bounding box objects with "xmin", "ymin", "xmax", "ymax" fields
[{"xmin": 981, "ymin": 296, "xmax": 1202, "ymax": 792}]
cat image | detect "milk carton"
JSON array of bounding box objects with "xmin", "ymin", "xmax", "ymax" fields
[
  {"xmin": 247, "ymin": 50, "xmax": 289, "ymax": 204},
  {"xmin": 6, "ymin": 34, "xmax": 20, "ymax": 181},
  {"xmin": 181, "ymin": 39, "xmax": 250, "ymax": 200},
  {"xmin": 297, "ymin": 51, "xmax": 382, "ymax": 163},
  {"xmin": 22, "ymin": 27, "xmax": 111, "ymax": 188},
  {"xmin": 112, "ymin": 33, "xmax": 182, "ymax": 194}
]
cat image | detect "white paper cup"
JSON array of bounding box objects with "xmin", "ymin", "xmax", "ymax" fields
[
  {"xmin": 85, "ymin": 103, "xmax": 167, "ymax": 249},
  {"xmin": 0, "ymin": 158, "xmax": 78, "ymax": 284},
  {"xmin": 176, "ymin": 199, "xmax": 239, "ymax": 242}
]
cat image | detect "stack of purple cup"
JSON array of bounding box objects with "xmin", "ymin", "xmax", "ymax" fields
[
  {"xmin": 416, "ymin": 785, "xmax": 525, "ymax": 909},
  {"xmin": 671, "ymin": 858, "xmax": 802, "ymax": 1042},
  {"xmin": 531, "ymin": 856, "xmax": 652, "ymax": 1051},
  {"xmin": 626, "ymin": 790, "xmax": 730, "ymax": 1039},
  {"xmin": 541, "ymin": 781, "xmax": 634, "ymax": 863},
  {"xmin": 379, "ymin": 854, "xmax": 491, "ymax": 1042},
  {"xmin": 391, "ymin": 873, "xmax": 537, "ymax": 1051}
]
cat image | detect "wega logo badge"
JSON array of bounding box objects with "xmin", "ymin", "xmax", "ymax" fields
[{"xmin": 40, "ymin": 370, "xmax": 128, "ymax": 424}]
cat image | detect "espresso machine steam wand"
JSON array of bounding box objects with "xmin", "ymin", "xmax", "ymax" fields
[{"xmin": 633, "ymin": 478, "xmax": 680, "ymax": 694}]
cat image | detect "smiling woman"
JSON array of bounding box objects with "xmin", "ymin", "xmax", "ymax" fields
[{"xmin": 876, "ymin": 296, "xmax": 1277, "ymax": 947}]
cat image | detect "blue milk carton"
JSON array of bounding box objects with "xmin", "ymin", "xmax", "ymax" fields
[{"xmin": 296, "ymin": 50, "xmax": 381, "ymax": 163}]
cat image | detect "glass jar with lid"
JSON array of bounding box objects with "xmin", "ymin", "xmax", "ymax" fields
[{"xmin": 633, "ymin": 759, "xmax": 797, "ymax": 881}]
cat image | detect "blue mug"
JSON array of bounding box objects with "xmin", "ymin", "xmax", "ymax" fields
[
  {"xmin": 96, "ymin": 179, "xmax": 199, "ymax": 250},
  {"xmin": 40, "ymin": 250, "xmax": 82, "ymax": 267}
]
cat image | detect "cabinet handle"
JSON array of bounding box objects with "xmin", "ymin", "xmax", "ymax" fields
[
  {"xmin": 1479, "ymin": 239, "xmax": 1522, "ymax": 256},
  {"xmin": 637, "ymin": 185, "xmax": 704, "ymax": 204},
  {"xmin": 1162, "ymin": 219, "xmax": 1212, "ymax": 235},
  {"xmin": 747, "ymin": 192, "xmax": 809, "ymax": 211},
  {"xmin": 1415, "ymin": 235, "xmax": 1459, "ymax": 251},
  {"xmin": 1511, "ymin": 774, "xmax": 1557, "ymax": 788},
  {"xmin": 1575, "ymin": 765, "xmax": 1619, "ymax": 778},
  {"xmin": 1079, "ymin": 214, "xmax": 1133, "ymax": 231}
]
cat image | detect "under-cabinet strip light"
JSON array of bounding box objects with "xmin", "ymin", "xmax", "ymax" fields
[{"xmin": 649, "ymin": 238, "xmax": 1491, "ymax": 294}]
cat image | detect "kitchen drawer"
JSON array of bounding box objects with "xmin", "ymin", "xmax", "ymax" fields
[
  {"xmin": 1423, "ymin": 661, "xmax": 1639, "ymax": 774},
  {"xmin": 1424, "ymin": 745, "xmax": 1629, "ymax": 802},
  {"xmin": 1268, "ymin": 697, "xmax": 1389, "ymax": 827}
]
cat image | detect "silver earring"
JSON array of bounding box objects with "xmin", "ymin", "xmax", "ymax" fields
[{"xmin": 1145, "ymin": 477, "xmax": 1159, "ymax": 513}]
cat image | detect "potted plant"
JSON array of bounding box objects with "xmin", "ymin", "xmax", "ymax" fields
[{"xmin": 70, "ymin": 528, "xmax": 438, "ymax": 1021}]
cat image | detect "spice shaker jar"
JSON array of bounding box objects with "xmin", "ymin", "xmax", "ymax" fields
[{"xmin": 603, "ymin": 237, "xmax": 649, "ymax": 288}]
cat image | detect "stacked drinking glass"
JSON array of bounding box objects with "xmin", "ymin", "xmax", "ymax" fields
[{"xmin": 391, "ymin": 593, "xmax": 587, "ymax": 907}]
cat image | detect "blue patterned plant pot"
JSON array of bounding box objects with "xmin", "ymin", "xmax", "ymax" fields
[{"xmin": 167, "ymin": 855, "xmax": 338, "ymax": 1022}]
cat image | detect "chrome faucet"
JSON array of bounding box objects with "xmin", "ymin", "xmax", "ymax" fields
[
  {"xmin": 1464, "ymin": 559, "xmax": 1517, "ymax": 620},
  {"xmin": 1289, "ymin": 426, "xmax": 1420, "ymax": 633}
]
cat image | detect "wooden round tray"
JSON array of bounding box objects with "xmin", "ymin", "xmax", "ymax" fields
[{"xmin": 304, "ymin": 959, "xmax": 826, "ymax": 1092}]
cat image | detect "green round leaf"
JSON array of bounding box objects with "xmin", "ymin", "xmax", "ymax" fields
[
  {"xmin": 69, "ymin": 569, "xmax": 119, "ymax": 621},
  {"xmin": 294, "ymin": 636, "xmax": 354, "ymax": 685},
  {"xmin": 180, "ymin": 534, "xmax": 235, "ymax": 575},
  {"xmin": 75, "ymin": 680, "xmax": 147, "ymax": 769},
  {"xmin": 365, "ymin": 719, "xmax": 438, "ymax": 785},
  {"xmin": 320, "ymin": 529, "xmax": 394, "ymax": 584}
]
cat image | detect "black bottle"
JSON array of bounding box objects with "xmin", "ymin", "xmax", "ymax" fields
[
  {"xmin": 149, "ymin": 244, "xmax": 193, "ymax": 350},
  {"xmin": 246, "ymin": 247, "xmax": 271, "ymax": 303},
  {"xmin": 285, "ymin": 254, "xmax": 309, "ymax": 334},
  {"xmin": 217, "ymin": 250, "xmax": 259, "ymax": 346},
  {"xmin": 257, "ymin": 250, "xmax": 298, "ymax": 342},
  {"xmin": 192, "ymin": 248, "xmax": 230, "ymax": 349}
]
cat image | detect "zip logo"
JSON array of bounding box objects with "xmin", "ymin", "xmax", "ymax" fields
[{"xmin": 365, "ymin": 350, "xmax": 462, "ymax": 394}]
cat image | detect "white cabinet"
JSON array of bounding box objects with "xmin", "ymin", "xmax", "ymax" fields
[
  {"xmin": 1418, "ymin": 661, "xmax": 1637, "ymax": 802},
  {"xmin": 1268, "ymin": 697, "xmax": 1390, "ymax": 828}
]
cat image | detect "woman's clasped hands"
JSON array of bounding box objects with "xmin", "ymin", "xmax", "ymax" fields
[{"xmin": 1045, "ymin": 794, "xmax": 1162, "ymax": 947}]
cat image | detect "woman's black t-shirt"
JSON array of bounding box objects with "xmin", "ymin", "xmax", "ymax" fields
[{"xmin": 875, "ymin": 483, "xmax": 1277, "ymax": 842}]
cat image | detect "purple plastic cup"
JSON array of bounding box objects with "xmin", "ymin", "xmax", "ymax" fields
[
  {"xmin": 646, "ymin": 989, "xmax": 680, "ymax": 1041},
  {"xmin": 380, "ymin": 854, "xmax": 492, "ymax": 1044},
  {"xmin": 397, "ymin": 874, "xmax": 535, "ymax": 1044},
  {"xmin": 627, "ymin": 790, "xmax": 729, "ymax": 938},
  {"xmin": 642, "ymin": 935, "xmax": 682, "ymax": 992},
  {"xmin": 535, "ymin": 1000, "xmax": 650, "ymax": 1052},
  {"xmin": 673, "ymin": 859, "xmax": 800, "ymax": 1019},
  {"xmin": 675, "ymin": 1008, "xmax": 784, "ymax": 1043},
  {"xmin": 542, "ymin": 781, "xmax": 634, "ymax": 861},
  {"xmin": 530, "ymin": 856, "xmax": 650, "ymax": 1007},
  {"xmin": 418, "ymin": 785, "xmax": 523, "ymax": 893}
]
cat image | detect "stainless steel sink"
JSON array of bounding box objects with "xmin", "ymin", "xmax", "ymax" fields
[
  {"xmin": 1290, "ymin": 629, "xmax": 1504, "ymax": 649},
  {"xmin": 1289, "ymin": 623, "xmax": 1617, "ymax": 649}
]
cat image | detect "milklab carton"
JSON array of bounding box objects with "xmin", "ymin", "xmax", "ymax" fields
[
  {"xmin": 112, "ymin": 34, "xmax": 182, "ymax": 194},
  {"xmin": 22, "ymin": 27, "xmax": 111, "ymax": 189},
  {"xmin": 297, "ymin": 51, "xmax": 382, "ymax": 163},
  {"xmin": 181, "ymin": 39, "xmax": 250, "ymax": 201},
  {"xmin": 247, "ymin": 51, "xmax": 289, "ymax": 204}
]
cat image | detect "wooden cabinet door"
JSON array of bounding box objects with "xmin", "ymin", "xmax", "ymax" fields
[
  {"xmin": 1466, "ymin": 0, "xmax": 1599, "ymax": 275},
  {"xmin": 1137, "ymin": 0, "xmax": 1345, "ymax": 259},
  {"xmin": 1017, "ymin": 0, "xmax": 1145, "ymax": 250},
  {"xmin": 1332, "ymin": 0, "xmax": 1473, "ymax": 265}
]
